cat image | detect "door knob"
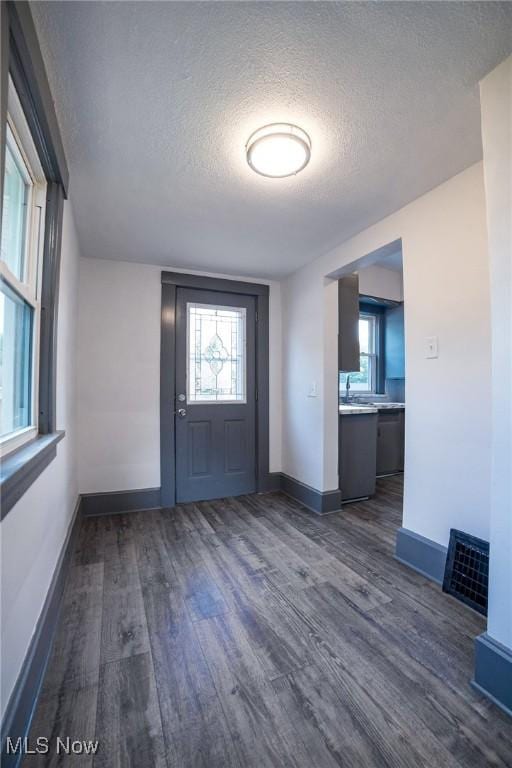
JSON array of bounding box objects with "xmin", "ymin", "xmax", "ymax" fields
[{"xmin": 177, "ymin": 408, "xmax": 187, "ymax": 418}]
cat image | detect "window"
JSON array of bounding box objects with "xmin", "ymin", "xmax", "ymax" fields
[
  {"xmin": 187, "ymin": 303, "xmax": 247, "ymax": 403},
  {"xmin": 0, "ymin": 280, "xmax": 33, "ymax": 435},
  {"xmin": 0, "ymin": 82, "xmax": 46, "ymax": 454},
  {"xmin": 1, "ymin": 3, "xmax": 69, "ymax": 519},
  {"xmin": 340, "ymin": 313, "xmax": 377, "ymax": 393},
  {"xmin": 1, "ymin": 131, "xmax": 31, "ymax": 279}
]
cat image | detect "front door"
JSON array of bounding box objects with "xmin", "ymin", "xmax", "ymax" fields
[{"xmin": 175, "ymin": 287, "xmax": 257, "ymax": 502}]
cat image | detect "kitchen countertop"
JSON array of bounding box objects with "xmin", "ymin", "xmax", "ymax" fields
[
  {"xmin": 339, "ymin": 404, "xmax": 378, "ymax": 415},
  {"xmin": 339, "ymin": 402, "xmax": 405, "ymax": 415}
]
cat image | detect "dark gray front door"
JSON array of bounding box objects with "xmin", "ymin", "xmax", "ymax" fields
[{"xmin": 175, "ymin": 287, "xmax": 257, "ymax": 503}]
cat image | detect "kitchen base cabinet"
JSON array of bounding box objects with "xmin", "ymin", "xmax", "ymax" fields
[
  {"xmin": 339, "ymin": 413, "xmax": 378, "ymax": 501},
  {"xmin": 376, "ymin": 409, "xmax": 404, "ymax": 476}
]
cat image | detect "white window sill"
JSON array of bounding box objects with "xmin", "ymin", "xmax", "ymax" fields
[{"xmin": 0, "ymin": 426, "xmax": 38, "ymax": 458}]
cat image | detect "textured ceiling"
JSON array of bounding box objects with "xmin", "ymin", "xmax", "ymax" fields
[{"xmin": 31, "ymin": 2, "xmax": 512, "ymax": 278}]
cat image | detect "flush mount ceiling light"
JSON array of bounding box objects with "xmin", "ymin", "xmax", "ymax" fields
[{"xmin": 246, "ymin": 123, "xmax": 311, "ymax": 178}]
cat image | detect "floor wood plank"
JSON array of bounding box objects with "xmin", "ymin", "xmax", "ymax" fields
[
  {"xmin": 39, "ymin": 563, "xmax": 104, "ymax": 697},
  {"xmin": 23, "ymin": 475, "xmax": 512, "ymax": 767},
  {"xmin": 22, "ymin": 685, "xmax": 98, "ymax": 768},
  {"xmin": 94, "ymin": 652, "xmax": 166, "ymax": 768}
]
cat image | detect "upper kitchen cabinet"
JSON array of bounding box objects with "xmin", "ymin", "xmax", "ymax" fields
[
  {"xmin": 338, "ymin": 274, "xmax": 360, "ymax": 372},
  {"xmin": 385, "ymin": 303, "xmax": 405, "ymax": 379}
]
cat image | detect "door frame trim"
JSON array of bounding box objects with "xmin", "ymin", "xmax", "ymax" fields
[{"xmin": 160, "ymin": 271, "xmax": 270, "ymax": 507}]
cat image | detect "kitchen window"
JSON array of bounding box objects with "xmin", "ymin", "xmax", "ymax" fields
[
  {"xmin": 340, "ymin": 313, "xmax": 378, "ymax": 393},
  {"xmin": 0, "ymin": 82, "xmax": 47, "ymax": 455}
]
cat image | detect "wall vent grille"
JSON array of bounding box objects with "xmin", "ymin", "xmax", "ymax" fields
[{"xmin": 442, "ymin": 529, "xmax": 489, "ymax": 616}]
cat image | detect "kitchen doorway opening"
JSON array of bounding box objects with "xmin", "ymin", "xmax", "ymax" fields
[{"xmin": 335, "ymin": 239, "xmax": 406, "ymax": 519}]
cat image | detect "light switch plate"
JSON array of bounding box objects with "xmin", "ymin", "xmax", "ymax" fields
[
  {"xmin": 425, "ymin": 336, "xmax": 439, "ymax": 359},
  {"xmin": 308, "ymin": 381, "xmax": 318, "ymax": 397}
]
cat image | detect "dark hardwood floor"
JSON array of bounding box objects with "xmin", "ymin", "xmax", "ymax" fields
[{"xmin": 24, "ymin": 475, "xmax": 512, "ymax": 767}]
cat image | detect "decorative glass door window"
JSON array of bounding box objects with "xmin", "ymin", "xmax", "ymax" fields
[{"xmin": 187, "ymin": 303, "xmax": 246, "ymax": 403}]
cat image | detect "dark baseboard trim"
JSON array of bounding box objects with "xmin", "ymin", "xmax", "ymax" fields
[
  {"xmin": 278, "ymin": 473, "xmax": 342, "ymax": 515},
  {"xmin": 472, "ymin": 633, "xmax": 512, "ymax": 717},
  {"xmin": 1, "ymin": 496, "xmax": 81, "ymax": 768},
  {"xmin": 79, "ymin": 472, "xmax": 345, "ymax": 520},
  {"xmin": 395, "ymin": 527, "xmax": 447, "ymax": 584},
  {"xmin": 261, "ymin": 472, "xmax": 282, "ymax": 493},
  {"xmin": 79, "ymin": 476, "xmax": 343, "ymax": 517},
  {"xmin": 80, "ymin": 487, "xmax": 162, "ymax": 517}
]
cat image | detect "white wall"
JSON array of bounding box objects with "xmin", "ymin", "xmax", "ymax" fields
[
  {"xmin": 0, "ymin": 201, "xmax": 80, "ymax": 717},
  {"xmin": 77, "ymin": 258, "xmax": 282, "ymax": 494},
  {"xmin": 282, "ymin": 162, "xmax": 491, "ymax": 547},
  {"xmin": 358, "ymin": 264, "xmax": 403, "ymax": 302},
  {"xmin": 480, "ymin": 57, "xmax": 512, "ymax": 650}
]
